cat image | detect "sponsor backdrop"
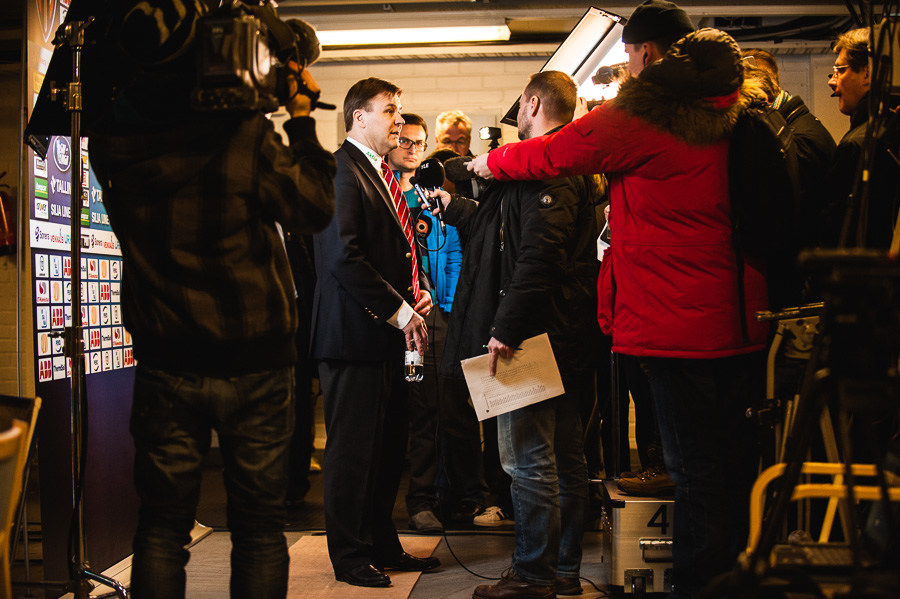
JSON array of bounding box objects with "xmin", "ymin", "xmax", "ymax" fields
[{"xmin": 27, "ymin": 0, "xmax": 138, "ymax": 588}]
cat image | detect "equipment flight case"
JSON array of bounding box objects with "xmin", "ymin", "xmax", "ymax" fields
[
  {"xmin": 601, "ymin": 480, "xmax": 674, "ymax": 595},
  {"xmin": 603, "ymin": 352, "xmax": 675, "ymax": 595}
]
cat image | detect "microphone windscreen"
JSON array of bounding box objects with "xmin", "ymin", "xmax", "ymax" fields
[
  {"xmin": 413, "ymin": 158, "xmax": 446, "ymax": 188},
  {"xmin": 444, "ymin": 156, "xmax": 476, "ymax": 183}
]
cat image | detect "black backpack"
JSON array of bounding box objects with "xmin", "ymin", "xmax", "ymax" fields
[{"xmin": 728, "ymin": 100, "xmax": 801, "ymax": 338}]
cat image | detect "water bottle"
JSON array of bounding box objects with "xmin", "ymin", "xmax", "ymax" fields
[{"xmin": 405, "ymin": 343, "xmax": 424, "ymax": 382}]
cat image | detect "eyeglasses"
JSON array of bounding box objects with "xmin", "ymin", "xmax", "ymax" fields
[
  {"xmin": 829, "ymin": 64, "xmax": 851, "ymax": 80},
  {"xmin": 439, "ymin": 137, "xmax": 470, "ymax": 149},
  {"xmin": 398, "ymin": 137, "xmax": 427, "ymax": 151}
]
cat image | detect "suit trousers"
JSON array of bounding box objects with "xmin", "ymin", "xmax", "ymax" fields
[
  {"xmin": 319, "ymin": 358, "xmax": 409, "ymax": 575},
  {"xmin": 406, "ymin": 306, "xmax": 487, "ymax": 516}
]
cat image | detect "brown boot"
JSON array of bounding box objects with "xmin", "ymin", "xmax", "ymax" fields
[
  {"xmin": 555, "ymin": 576, "xmax": 583, "ymax": 595},
  {"xmin": 472, "ymin": 570, "xmax": 556, "ymax": 599},
  {"xmin": 617, "ymin": 466, "xmax": 675, "ymax": 496},
  {"xmin": 617, "ymin": 445, "xmax": 675, "ymax": 496}
]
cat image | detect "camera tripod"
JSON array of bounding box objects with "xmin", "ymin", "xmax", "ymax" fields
[{"xmin": 707, "ymin": 248, "xmax": 900, "ymax": 599}]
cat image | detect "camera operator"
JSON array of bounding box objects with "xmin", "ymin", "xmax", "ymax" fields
[
  {"xmin": 88, "ymin": 2, "xmax": 335, "ymax": 598},
  {"xmin": 430, "ymin": 71, "xmax": 599, "ymax": 599}
]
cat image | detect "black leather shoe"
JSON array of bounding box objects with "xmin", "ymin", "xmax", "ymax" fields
[
  {"xmin": 335, "ymin": 564, "xmax": 391, "ymax": 587},
  {"xmin": 377, "ymin": 551, "xmax": 441, "ymax": 571},
  {"xmin": 450, "ymin": 500, "xmax": 485, "ymax": 522}
]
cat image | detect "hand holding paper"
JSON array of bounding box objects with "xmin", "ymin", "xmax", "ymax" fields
[
  {"xmin": 486, "ymin": 336, "xmax": 515, "ymax": 375},
  {"xmin": 461, "ymin": 333, "xmax": 565, "ymax": 421}
]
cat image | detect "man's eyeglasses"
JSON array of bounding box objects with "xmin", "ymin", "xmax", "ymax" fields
[
  {"xmin": 829, "ymin": 64, "xmax": 851, "ymax": 80},
  {"xmin": 439, "ymin": 137, "xmax": 470, "ymax": 149},
  {"xmin": 398, "ymin": 137, "xmax": 427, "ymax": 151}
]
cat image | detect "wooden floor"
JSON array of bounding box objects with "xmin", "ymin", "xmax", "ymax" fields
[
  {"xmin": 40, "ymin": 529, "xmax": 614, "ymax": 599},
  {"xmin": 12, "ymin": 399, "xmax": 639, "ymax": 598}
]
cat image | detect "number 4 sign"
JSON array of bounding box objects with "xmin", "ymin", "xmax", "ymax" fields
[{"xmin": 647, "ymin": 504, "xmax": 671, "ymax": 536}]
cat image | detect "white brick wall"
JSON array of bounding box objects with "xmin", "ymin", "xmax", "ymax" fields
[
  {"xmin": 309, "ymin": 56, "xmax": 546, "ymax": 153},
  {"xmin": 308, "ymin": 53, "xmax": 841, "ymax": 153}
]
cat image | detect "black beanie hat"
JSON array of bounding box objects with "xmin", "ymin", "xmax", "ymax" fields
[
  {"xmin": 622, "ymin": 0, "xmax": 694, "ymax": 45},
  {"xmin": 117, "ymin": 0, "xmax": 205, "ymax": 66}
]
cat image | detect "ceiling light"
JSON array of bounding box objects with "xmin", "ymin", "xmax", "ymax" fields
[{"xmin": 316, "ymin": 25, "xmax": 511, "ymax": 46}]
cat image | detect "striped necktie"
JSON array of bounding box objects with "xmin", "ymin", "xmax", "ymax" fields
[{"xmin": 380, "ymin": 161, "xmax": 420, "ymax": 299}]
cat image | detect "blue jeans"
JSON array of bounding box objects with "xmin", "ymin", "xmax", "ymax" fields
[
  {"xmin": 497, "ymin": 375, "xmax": 590, "ymax": 585},
  {"xmin": 642, "ymin": 354, "xmax": 762, "ymax": 599},
  {"xmin": 129, "ymin": 364, "xmax": 295, "ymax": 599}
]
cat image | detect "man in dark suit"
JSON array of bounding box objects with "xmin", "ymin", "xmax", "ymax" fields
[{"xmin": 311, "ymin": 77, "xmax": 438, "ymax": 588}]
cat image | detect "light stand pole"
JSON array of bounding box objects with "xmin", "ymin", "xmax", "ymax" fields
[{"xmin": 54, "ymin": 17, "xmax": 127, "ymax": 599}]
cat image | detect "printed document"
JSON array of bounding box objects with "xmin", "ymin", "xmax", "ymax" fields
[{"xmin": 461, "ymin": 333, "xmax": 565, "ymax": 421}]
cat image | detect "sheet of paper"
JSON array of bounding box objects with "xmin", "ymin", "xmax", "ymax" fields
[{"xmin": 461, "ymin": 333, "xmax": 566, "ymax": 421}]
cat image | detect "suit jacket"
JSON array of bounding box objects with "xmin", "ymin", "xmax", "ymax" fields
[{"xmin": 311, "ymin": 140, "xmax": 429, "ymax": 361}]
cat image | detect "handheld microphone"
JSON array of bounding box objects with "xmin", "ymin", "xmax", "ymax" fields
[
  {"xmin": 410, "ymin": 158, "xmax": 447, "ymax": 234},
  {"xmin": 443, "ymin": 156, "xmax": 477, "ymax": 183},
  {"xmin": 444, "ymin": 156, "xmax": 485, "ymax": 199}
]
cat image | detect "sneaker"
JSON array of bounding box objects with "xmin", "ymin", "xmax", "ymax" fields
[
  {"xmin": 617, "ymin": 467, "xmax": 675, "ymax": 496},
  {"xmin": 473, "ymin": 506, "xmax": 514, "ymax": 527},
  {"xmin": 408, "ymin": 510, "xmax": 444, "ymax": 534}
]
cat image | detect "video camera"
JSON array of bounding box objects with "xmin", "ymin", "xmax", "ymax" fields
[
  {"xmin": 444, "ymin": 156, "xmax": 489, "ymax": 200},
  {"xmin": 190, "ymin": 1, "xmax": 325, "ymax": 112}
]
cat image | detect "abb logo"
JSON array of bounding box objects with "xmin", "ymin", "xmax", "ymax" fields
[
  {"xmin": 38, "ymin": 358, "xmax": 52, "ymax": 382},
  {"xmin": 89, "ymin": 329, "xmax": 101, "ymax": 350},
  {"xmin": 100, "ymin": 283, "xmax": 110, "ymax": 302}
]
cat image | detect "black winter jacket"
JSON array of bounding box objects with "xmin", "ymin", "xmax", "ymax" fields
[
  {"xmin": 89, "ymin": 80, "xmax": 335, "ymax": 375},
  {"xmin": 776, "ymin": 95, "xmax": 836, "ymax": 248},
  {"xmin": 439, "ymin": 162, "xmax": 599, "ymax": 382},
  {"xmin": 822, "ymin": 93, "xmax": 900, "ymax": 248}
]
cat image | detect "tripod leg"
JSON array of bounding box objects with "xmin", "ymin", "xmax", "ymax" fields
[
  {"xmin": 82, "ymin": 568, "xmax": 128, "ymax": 599},
  {"xmin": 818, "ymin": 404, "xmax": 852, "ymax": 543}
]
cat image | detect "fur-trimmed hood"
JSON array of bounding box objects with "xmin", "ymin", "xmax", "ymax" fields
[{"xmin": 611, "ymin": 77, "xmax": 765, "ymax": 147}]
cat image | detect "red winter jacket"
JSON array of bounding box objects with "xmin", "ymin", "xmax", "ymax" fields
[{"xmin": 487, "ymin": 77, "xmax": 769, "ymax": 359}]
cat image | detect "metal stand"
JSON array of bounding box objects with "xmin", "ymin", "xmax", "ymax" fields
[
  {"xmin": 27, "ymin": 19, "xmax": 128, "ymax": 599},
  {"xmin": 707, "ymin": 250, "xmax": 900, "ymax": 598}
]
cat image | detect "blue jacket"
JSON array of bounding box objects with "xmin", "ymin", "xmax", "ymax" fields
[{"xmin": 402, "ymin": 186, "xmax": 461, "ymax": 313}]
